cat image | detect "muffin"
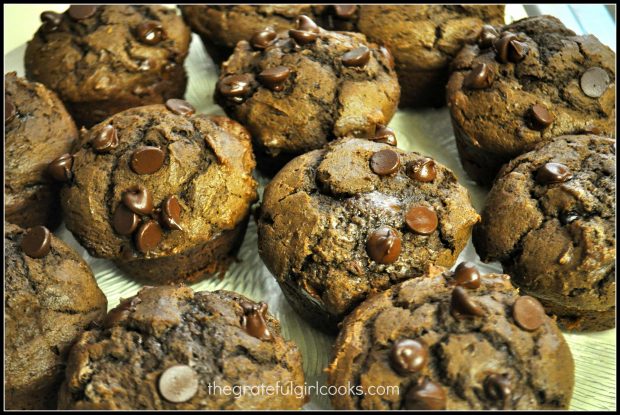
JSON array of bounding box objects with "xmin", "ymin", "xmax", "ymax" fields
[
  {"xmin": 60, "ymin": 100, "xmax": 258, "ymax": 284},
  {"xmin": 5, "ymin": 222, "xmax": 108, "ymax": 409},
  {"xmin": 214, "ymin": 15, "xmax": 400, "ymax": 174},
  {"xmin": 257, "ymin": 138, "xmax": 480, "ymax": 332},
  {"xmin": 447, "ymin": 15, "xmax": 615, "ymax": 185},
  {"xmin": 327, "ymin": 263, "xmax": 575, "ymax": 410},
  {"xmin": 58, "ymin": 285, "xmax": 307, "ymax": 410},
  {"xmin": 25, "ymin": 5, "xmax": 191, "ymax": 127},
  {"xmin": 473, "ymin": 135, "xmax": 615, "ymax": 331},
  {"xmin": 5, "ymin": 72, "xmax": 78, "ymax": 229}
]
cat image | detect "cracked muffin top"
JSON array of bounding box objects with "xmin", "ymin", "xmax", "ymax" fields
[
  {"xmin": 58, "ymin": 286, "xmax": 306, "ymax": 410},
  {"xmin": 214, "ymin": 15, "xmax": 400, "ymax": 166},
  {"xmin": 327, "ymin": 264, "xmax": 574, "ymax": 410},
  {"xmin": 257, "ymin": 138, "xmax": 479, "ymax": 331},
  {"xmin": 474, "ymin": 135, "xmax": 615, "ymax": 331},
  {"xmin": 5, "ymin": 222, "xmax": 107, "ymax": 409}
]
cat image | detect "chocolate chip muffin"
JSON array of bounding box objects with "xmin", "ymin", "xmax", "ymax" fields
[
  {"xmin": 5, "ymin": 72, "xmax": 78, "ymax": 230},
  {"xmin": 214, "ymin": 15, "xmax": 400, "ymax": 173},
  {"xmin": 474, "ymin": 135, "xmax": 615, "ymax": 331},
  {"xmin": 5, "ymin": 222, "xmax": 107, "ymax": 410},
  {"xmin": 57, "ymin": 285, "xmax": 307, "ymax": 410},
  {"xmin": 60, "ymin": 100, "xmax": 258, "ymax": 284},
  {"xmin": 25, "ymin": 5, "xmax": 191, "ymax": 128},
  {"xmin": 257, "ymin": 138, "xmax": 480, "ymax": 332},
  {"xmin": 327, "ymin": 263, "xmax": 574, "ymax": 410},
  {"xmin": 447, "ymin": 15, "xmax": 616, "ymax": 185}
]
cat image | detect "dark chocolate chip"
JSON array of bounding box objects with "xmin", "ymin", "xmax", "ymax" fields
[
  {"xmin": 218, "ymin": 74, "xmax": 254, "ymax": 103},
  {"xmin": 48, "ymin": 153, "xmax": 73, "ymax": 182},
  {"xmin": 5, "ymin": 96, "xmax": 16, "ymax": 123},
  {"xmin": 559, "ymin": 211, "xmax": 579, "ymax": 225},
  {"xmin": 583, "ymin": 124, "xmax": 601, "ymax": 135},
  {"xmin": 333, "ymin": 5, "xmax": 357, "ymax": 18},
  {"xmin": 529, "ymin": 104, "xmax": 554, "ymax": 130},
  {"xmin": 367, "ymin": 226, "xmax": 401, "ymax": 264},
  {"xmin": 112, "ymin": 204, "xmax": 140, "ymax": 236},
  {"xmin": 512, "ymin": 296, "xmax": 545, "ymax": 331},
  {"xmin": 342, "ymin": 46, "xmax": 371, "ymax": 68},
  {"xmin": 92, "ymin": 124, "xmax": 119, "ymax": 153},
  {"xmin": 160, "ymin": 195, "xmax": 183, "ymax": 231},
  {"xmin": 494, "ymin": 32, "xmax": 517, "ymax": 63},
  {"xmin": 453, "ymin": 262, "xmax": 481, "ymax": 289},
  {"xmin": 379, "ymin": 45, "xmax": 395, "ymax": 70},
  {"xmin": 289, "ymin": 29, "xmax": 318, "ymax": 45},
  {"xmin": 407, "ymin": 158, "xmax": 436, "ymax": 182},
  {"xmin": 451, "ymin": 286, "xmax": 484, "ymax": 317},
  {"xmin": 580, "ymin": 67, "xmax": 610, "ymax": 98},
  {"xmin": 296, "ymin": 15, "xmax": 319, "ymax": 32},
  {"xmin": 478, "ymin": 24, "xmax": 499, "ymax": 48},
  {"xmin": 370, "ymin": 149, "xmax": 400, "ymax": 176},
  {"xmin": 370, "ymin": 125, "xmax": 397, "ymax": 146},
  {"xmin": 135, "ymin": 220, "xmax": 163, "ymax": 253},
  {"xmin": 21, "ymin": 226, "xmax": 52, "ymax": 258},
  {"xmin": 484, "ymin": 374, "xmax": 512, "ymax": 405},
  {"xmin": 390, "ymin": 339, "xmax": 428, "ymax": 374},
  {"xmin": 68, "ymin": 5, "xmax": 97, "ymax": 20},
  {"xmin": 405, "ymin": 206, "xmax": 438, "ymax": 235},
  {"xmin": 135, "ymin": 21, "xmax": 166, "ymax": 45},
  {"xmin": 258, "ymin": 66, "xmax": 291, "ymax": 91},
  {"xmin": 40, "ymin": 11, "xmax": 63, "ymax": 31},
  {"xmin": 508, "ymin": 39, "xmax": 529, "ymax": 63},
  {"xmin": 240, "ymin": 301, "xmax": 273, "ymax": 340},
  {"xmin": 251, "ymin": 27, "xmax": 277, "ymax": 49},
  {"xmin": 463, "ymin": 63, "xmax": 493, "ymax": 89},
  {"xmin": 535, "ymin": 162, "xmax": 573, "ymax": 185},
  {"xmin": 130, "ymin": 146, "xmax": 165, "ymax": 175},
  {"xmin": 158, "ymin": 365, "xmax": 199, "ymax": 403},
  {"xmin": 404, "ymin": 378, "xmax": 447, "ymax": 410},
  {"xmin": 122, "ymin": 185, "xmax": 154, "ymax": 215},
  {"xmin": 165, "ymin": 98, "xmax": 195, "ymax": 116}
]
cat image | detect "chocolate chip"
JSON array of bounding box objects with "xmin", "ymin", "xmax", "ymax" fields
[
  {"xmin": 135, "ymin": 220, "xmax": 163, "ymax": 253},
  {"xmin": 251, "ymin": 27, "xmax": 277, "ymax": 49},
  {"xmin": 390, "ymin": 339, "xmax": 428, "ymax": 374},
  {"xmin": 379, "ymin": 45, "xmax": 395, "ymax": 70},
  {"xmin": 370, "ymin": 149, "xmax": 400, "ymax": 176},
  {"xmin": 513, "ymin": 296, "xmax": 545, "ymax": 331},
  {"xmin": 451, "ymin": 286, "xmax": 484, "ymax": 317},
  {"xmin": 68, "ymin": 5, "xmax": 97, "ymax": 20},
  {"xmin": 478, "ymin": 24, "xmax": 499, "ymax": 48},
  {"xmin": 241, "ymin": 301, "xmax": 273, "ymax": 340},
  {"xmin": 370, "ymin": 125, "xmax": 397, "ymax": 146},
  {"xmin": 407, "ymin": 158, "xmax": 436, "ymax": 182},
  {"xmin": 453, "ymin": 262, "xmax": 481, "ymax": 289},
  {"xmin": 559, "ymin": 211, "xmax": 579, "ymax": 225},
  {"xmin": 484, "ymin": 374, "xmax": 512, "ymax": 405},
  {"xmin": 463, "ymin": 63, "xmax": 493, "ymax": 89},
  {"xmin": 160, "ymin": 195, "xmax": 183, "ymax": 231},
  {"xmin": 580, "ymin": 67, "xmax": 610, "ymax": 98},
  {"xmin": 158, "ymin": 365, "xmax": 199, "ymax": 403},
  {"xmin": 494, "ymin": 32, "xmax": 517, "ymax": 63},
  {"xmin": 122, "ymin": 185, "xmax": 154, "ymax": 215},
  {"xmin": 5, "ymin": 95, "xmax": 16, "ymax": 123},
  {"xmin": 41, "ymin": 11, "xmax": 63, "ymax": 31},
  {"xmin": 289, "ymin": 29, "xmax": 318, "ymax": 45},
  {"xmin": 405, "ymin": 206, "xmax": 438, "ymax": 235},
  {"xmin": 218, "ymin": 74, "xmax": 254, "ymax": 103},
  {"xmin": 535, "ymin": 162, "xmax": 573, "ymax": 185},
  {"xmin": 333, "ymin": 5, "xmax": 357, "ymax": 18},
  {"xmin": 404, "ymin": 378, "xmax": 447, "ymax": 410},
  {"xmin": 583, "ymin": 124, "xmax": 601, "ymax": 135},
  {"xmin": 296, "ymin": 15, "xmax": 319, "ymax": 32},
  {"xmin": 529, "ymin": 104, "xmax": 554, "ymax": 130},
  {"xmin": 48, "ymin": 153, "xmax": 73, "ymax": 182},
  {"xmin": 130, "ymin": 146, "xmax": 165, "ymax": 175},
  {"xmin": 164, "ymin": 98, "xmax": 195, "ymax": 116},
  {"xmin": 367, "ymin": 226, "xmax": 401, "ymax": 264},
  {"xmin": 258, "ymin": 66, "xmax": 291, "ymax": 91},
  {"xmin": 92, "ymin": 125, "xmax": 119, "ymax": 153},
  {"xmin": 112, "ymin": 204, "xmax": 140, "ymax": 236},
  {"xmin": 21, "ymin": 226, "xmax": 52, "ymax": 258},
  {"xmin": 342, "ymin": 46, "xmax": 371, "ymax": 68},
  {"xmin": 135, "ymin": 21, "xmax": 166, "ymax": 45},
  {"xmin": 508, "ymin": 39, "xmax": 529, "ymax": 63}
]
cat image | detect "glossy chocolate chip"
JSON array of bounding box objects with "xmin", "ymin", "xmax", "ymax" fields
[
  {"xmin": 484, "ymin": 374, "xmax": 512, "ymax": 405},
  {"xmin": 48, "ymin": 153, "xmax": 73, "ymax": 182},
  {"xmin": 453, "ymin": 262, "xmax": 481, "ymax": 289},
  {"xmin": 158, "ymin": 365, "xmax": 199, "ymax": 403},
  {"xmin": 92, "ymin": 125, "xmax": 119, "ymax": 153},
  {"xmin": 367, "ymin": 226, "xmax": 401, "ymax": 264},
  {"xmin": 390, "ymin": 339, "xmax": 428, "ymax": 374},
  {"xmin": 241, "ymin": 301, "xmax": 273, "ymax": 340},
  {"xmin": 478, "ymin": 24, "xmax": 499, "ymax": 48},
  {"xmin": 407, "ymin": 158, "xmax": 437, "ymax": 182},
  {"xmin": 251, "ymin": 27, "xmax": 277, "ymax": 49},
  {"xmin": 535, "ymin": 163, "xmax": 573, "ymax": 185},
  {"xmin": 218, "ymin": 74, "xmax": 253, "ymax": 102},
  {"xmin": 135, "ymin": 220, "xmax": 163, "ymax": 253},
  {"xmin": 289, "ymin": 29, "xmax": 318, "ymax": 45},
  {"xmin": 296, "ymin": 15, "xmax": 319, "ymax": 32},
  {"xmin": 258, "ymin": 66, "xmax": 291, "ymax": 91},
  {"xmin": 463, "ymin": 63, "xmax": 493, "ymax": 89},
  {"xmin": 404, "ymin": 378, "xmax": 447, "ymax": 410},
  {"xmin": 580, "ymin": 67, "xmax": 610, "ymax": 98},
  {"xmin": 135, "ymin": 21, "xmax": 166, "ymax": 45},
  {"xmin": 494, "ymin": 33, "xmax": 517, "ymax": 63},
  {"xmin": 370, "ymin": 125, "xmax": 397, "ymax": 146},
  {"xmin": 21, "ymin": 226, "xmax": 52, "ymax": 258},
  {"xmin": 122, "ymin": 185, "xmax": 154, "ymax": 215},
  {"xmin": 334, "ymin": 5, "xmax": 357, "ymax": 18},
  {"xmin": 508, "ymin": 39, "xmax": 529, "ymax": 63},
  {"xmin": 68, "ymin": 5, "xmax": 97, "ymax": 20},
  {"xmin": 5, "ymin": 96, "xmax": 16, "ymax": 123},
  {"xmin": 41, "ymin": 11, "xmax": 63, "ymax": 31},
  {"xmin": 513, "ymin": 296, "xmax": 545, "ymax": 331},
  {"xmin": 160, "ymin": 195, "xmax": 183, "ymax": 231},
  {"xmin": 405, "ymin": 206, "xmax": 438, "ymax": 235},
  {"xmin": 112, "ymin": 204, "xmax": 140, "ymax": 236},
  {"xmin": 451, "ymin": 286, "xmax": 484, "ymax": 317},
  {"xmin": 165, "ymin": 98, "xmax": 195, "ymax": 116},
  {"xmin": 370, "ymin": 149, "xmax": 400, "ymax": 176},
  {"xmin": 529, "ymin": 104, "xmax": 554, "ymax": 130},
  {"xmin": 130, "ymin": 146, "xmax": 165, "ymax": 175},
  {"xmin": 342, "ymin": 46, "xmax": 371, "ymax": 68},
  {"xmin": 379, "ymin": 46, "xmax": 395, "ymax": 70}
]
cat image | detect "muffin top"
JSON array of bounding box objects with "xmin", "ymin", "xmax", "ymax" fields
[
  {"xmin": 215, "ymin": 15, "xmax": 400, "ymax": 158},
  {"xmin": 328, "ymin": 264, "xmax": 574, "ymax": 410},
  {"xmin": 58, "ymin": 286, "xmax": 306, "ymax": 410},
  {"xmin": 61, "ymin": 102, "xmax": 257, "ymax": 262},
  {"xmin": 447, "ymin": 15, "xmax": 615, "ymax": 159}
]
